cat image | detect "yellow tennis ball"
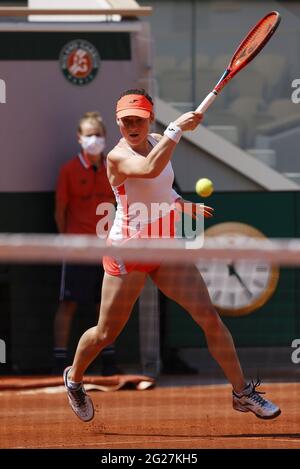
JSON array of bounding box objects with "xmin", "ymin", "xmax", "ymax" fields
[{"xmin": 195, "ymin": 178, "xmax": 214, "ymax": 197}]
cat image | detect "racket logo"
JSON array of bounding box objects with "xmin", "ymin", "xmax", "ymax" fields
[
  {"xmin": 247, "ymin": 44, "xmax": 258, "ymax": 54},
  {"xmin": 59, "ymin": 39, "xmax": 100, "ymax": 86}
]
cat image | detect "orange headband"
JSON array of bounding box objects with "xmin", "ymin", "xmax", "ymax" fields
[{"xmin": 116, "ymin": 94, "xmax": 153, "ymax": 119}]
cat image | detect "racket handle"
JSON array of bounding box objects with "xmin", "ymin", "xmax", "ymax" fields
[{"xmin": 195, "ymin": 92, "xmax": 217, "ymax": 114}]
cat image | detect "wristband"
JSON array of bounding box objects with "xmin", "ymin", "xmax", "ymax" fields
[{"xmin": 163, "ymin": 122, "xmax": 183, "ymax": 143}]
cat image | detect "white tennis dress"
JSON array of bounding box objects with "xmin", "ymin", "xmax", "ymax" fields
[{"xmin": 109, "ymin": 134, "xmax": 180, "ymax": 242}]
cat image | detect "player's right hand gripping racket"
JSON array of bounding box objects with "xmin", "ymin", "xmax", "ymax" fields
[{"xmin": 196, "ymin": 11, "xmax": 281, "ymax": 114}]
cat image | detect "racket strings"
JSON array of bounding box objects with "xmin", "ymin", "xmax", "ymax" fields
[{"xmin": 231, "ymin": 13, "xmax": 280, "ymax": 69}]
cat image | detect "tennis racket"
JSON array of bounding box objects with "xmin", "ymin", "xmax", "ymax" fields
[{"xmin": 196, "ymin": 11, "xmax": 281, "ymax": 113}]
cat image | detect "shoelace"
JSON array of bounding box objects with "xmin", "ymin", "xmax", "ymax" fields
[
  {"xmin": 247, "ymin": 379, "xmax": 268, "ymax": 407},
  {"xmin": 70, "ymin": 386, "xmax": 87, "ymax": 407}
]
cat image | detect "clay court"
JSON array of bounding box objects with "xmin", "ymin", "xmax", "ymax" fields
[{"xmin": 1, "ymin": 381, "xmax": 300, "ymax": 449}]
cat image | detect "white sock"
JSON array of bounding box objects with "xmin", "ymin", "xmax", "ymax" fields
[{"xmin": 66, "ymin": 369, "xmax": 82, "ymax": 389}]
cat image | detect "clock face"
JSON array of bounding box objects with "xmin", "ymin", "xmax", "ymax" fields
[{"xmin": 196, "ymin": 223, "xmax": 280, "ymax": 316}]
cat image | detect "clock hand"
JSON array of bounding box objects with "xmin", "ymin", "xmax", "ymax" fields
[{"xmin": 227, "ymin": 263, "xmax": 252, "ymax": 297}]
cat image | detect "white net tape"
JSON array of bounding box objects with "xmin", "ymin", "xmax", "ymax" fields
[{"xmin": 0, "ymin": 233, "xmax": 300, "ymax": 265}]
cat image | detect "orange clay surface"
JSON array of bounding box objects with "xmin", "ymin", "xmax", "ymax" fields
[{"xmin": 1, "ymin": 382, "xmax": 299, "ymax": 449}]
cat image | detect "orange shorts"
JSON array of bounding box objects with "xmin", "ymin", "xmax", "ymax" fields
[{"xmin": 103, "ymin": 211, "xmax": 178, "ymax": 276}]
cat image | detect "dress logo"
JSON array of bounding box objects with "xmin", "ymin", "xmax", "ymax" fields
[{"xmin": 59, "ymin": 39, "xmax": 100, "ymax": 86}]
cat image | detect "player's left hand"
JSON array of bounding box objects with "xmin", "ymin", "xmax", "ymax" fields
[{"xmin": 175, "ymin": 198, "xmax": 214, "ymax": 218}]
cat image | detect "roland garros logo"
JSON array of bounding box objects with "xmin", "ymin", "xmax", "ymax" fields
[{"xmin": 59, "ymin": 39, "xmax": 100, "ymax": 86}]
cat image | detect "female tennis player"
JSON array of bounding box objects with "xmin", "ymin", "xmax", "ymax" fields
[{"xmin": 64, "ymin": 89, "xmax": 280, "ymax": 422}]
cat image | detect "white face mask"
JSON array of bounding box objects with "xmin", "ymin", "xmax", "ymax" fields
[{"xmin": 80, "ymin": 135, "xmax": 106, "ymax": 155}]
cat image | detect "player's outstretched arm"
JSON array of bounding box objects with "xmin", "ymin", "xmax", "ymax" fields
[{"xmin": 108, "ymin": 112, "xmax": 203, "ymax": 180}]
